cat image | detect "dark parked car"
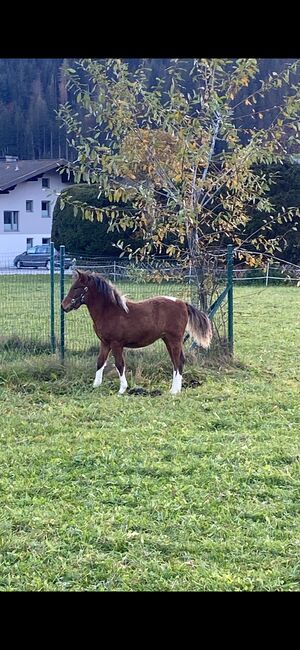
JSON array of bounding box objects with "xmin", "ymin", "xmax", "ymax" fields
[{"xmin": 13, "ymin": 245, "xmax": 73, "ymax": 270}]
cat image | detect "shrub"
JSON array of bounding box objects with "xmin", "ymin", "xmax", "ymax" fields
[{"xmin": 51, "ymin": 185, "xmax": 143, "ymax": 257}]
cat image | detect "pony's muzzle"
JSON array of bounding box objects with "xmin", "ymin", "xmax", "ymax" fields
[{"xmin": 61, "ymin": 300, "xmax": 72, "ymax": 313}]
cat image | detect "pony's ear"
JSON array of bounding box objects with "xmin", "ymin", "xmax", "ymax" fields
[{"xmin": 72, "ymin": 268, "xmax": 85, "ymax": 282}]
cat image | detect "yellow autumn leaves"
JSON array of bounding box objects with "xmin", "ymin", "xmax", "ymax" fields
[{"xmin": 119, "ymin": 129, "xmax": 205, "ymax": 186}]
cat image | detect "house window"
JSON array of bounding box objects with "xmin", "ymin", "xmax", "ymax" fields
[
  {"xmin": 42, "ymin": 178, "xmax": 50, "ymax": 188},
  {"xmin": 41, "ymin": 201, "xmax": 50, "ymax": 217},
  {"xmin": 26, "ymin": 200, "xmax": 33, "ymax": 212},
  {"xmin": 26, "ymin": 238, "xmax": 33, "ymax": 249},
  {"xmin": 4, "ymin": 211, "xmax": 19, "ymax": 231},
  {"xmin": 42, "ymin": 238, "xmax": 50, "ymax": 244}
]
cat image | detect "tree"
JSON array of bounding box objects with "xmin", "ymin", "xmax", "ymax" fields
[
  {"xmin": 57, "ymin": 58, "xmax": 300, "ymax": 305},
  {"xmin": 52, "ymin": 185, "xmax": 144, "ymax": 256},
  {"xmin": 246, "ymin": 161, "xmax": 300, "ymax": 263},
  {"xmin": 0, "ymin": 58, "xmax": 298, "ymax": 161}
]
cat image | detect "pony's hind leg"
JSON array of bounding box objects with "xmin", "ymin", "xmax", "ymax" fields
[
  {"xmin": 93, "ymin": 342, "xmax": 111, "ymax": 388},
  {"xmin": 163, "ymin": 337, "xmax": 185, "ymax": 395},
  {"xmin": 111, "ymin": 343, "xmax": 128, "ymax": 394}
]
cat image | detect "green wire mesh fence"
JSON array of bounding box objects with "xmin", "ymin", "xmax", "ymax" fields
[
  {"xmin": 0, "ymin": 269, "xmax": 54, "ymax": 362},
  {"xmin": 0, "ymin": 244, "xmax": 239, "ymax": 367}
]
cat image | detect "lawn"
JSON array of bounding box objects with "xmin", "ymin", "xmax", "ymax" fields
[{"xmin": 0, "ymin": 282, "xmax": 299, "ymax": 591}]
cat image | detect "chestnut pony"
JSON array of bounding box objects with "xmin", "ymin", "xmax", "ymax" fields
[{"xmin": 61, "ymin": 269, "xmax": 212, "ymax": 395}]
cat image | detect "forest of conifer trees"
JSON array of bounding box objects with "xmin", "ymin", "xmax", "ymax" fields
[{"xmin": 0, "ymin": 58, "xmax": 298, "ymax": 160}]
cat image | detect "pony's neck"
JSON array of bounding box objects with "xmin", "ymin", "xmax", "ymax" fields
[{"xmin": 85, "ymin": 287, "xmax": 106, "ymax": 325}]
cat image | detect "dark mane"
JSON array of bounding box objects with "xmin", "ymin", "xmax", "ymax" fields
[{"xmin": 88, "ymin": 271, "xmax": 128, "ymax": 312}]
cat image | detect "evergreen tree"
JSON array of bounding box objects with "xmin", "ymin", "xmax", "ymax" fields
[
  {"xmin": 52, "ymin": 185, "xmax": 143, "ymax": 256},
  {"xmin": 0, "ymin": 58, "xmax": 299, "ymax": 161}
]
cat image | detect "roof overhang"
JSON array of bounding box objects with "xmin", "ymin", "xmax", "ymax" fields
[{"xmin": 0, "ymin": 159, "xmax": 68, "ymax": 193}]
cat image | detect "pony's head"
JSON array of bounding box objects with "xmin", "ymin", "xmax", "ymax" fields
[
  {"xmin": 61, "ymin": 269, "xmax": 90, "ymax": 312},
  {"xmin": 61, "ymin": 269, "xmax": 128, "ymax": 313}
]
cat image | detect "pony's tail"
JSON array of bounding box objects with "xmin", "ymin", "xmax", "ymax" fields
[{"xmin": 186, "ymin": 303, "xmax": 212, "ymax": 349}]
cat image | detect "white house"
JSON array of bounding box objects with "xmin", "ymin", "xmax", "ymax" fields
[{"xmin": 0, "ymin": 156, "xmax": 70, "ymax": 266}]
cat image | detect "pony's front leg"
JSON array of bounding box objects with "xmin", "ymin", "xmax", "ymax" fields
[
  {"xmin": 163, "ymin": 336, "xmax": 185, "ymax": 395},
  {"xmin": 93, "ymin": 342, "xmax": 111, "ymax": 388},
  {"xmin": 111, "ymin": 343, "xmax": 128, "ymax": 394}
]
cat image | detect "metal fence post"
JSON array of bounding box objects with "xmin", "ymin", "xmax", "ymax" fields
[
  {"xmin": 50, "ymin": 241, "xmax": 55, "ymax": 353},
  {"xmin": 60, "ymin": 245, "xmax": 65, "ymax": 361},
  {"xmin": 265, "ymin": 262, "xmax": 270, "ymax": 287},
  {"xmin": 227, "ymin": 244, "xmax": 234, "ymax": 354}
]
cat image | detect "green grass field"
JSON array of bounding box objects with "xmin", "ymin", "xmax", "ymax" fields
[{"xmin": 0, "ymin": 280, "xmax": 299, "ymax": 591}]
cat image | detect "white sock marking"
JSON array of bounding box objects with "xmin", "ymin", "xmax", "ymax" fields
[
  {"xmin": 170, "ymin": 369, "xmax": 182, "ymax": 395},
  {"xmin": 93, "ymin": 363, "xmax": 106, "ymax": 388},
  {"xmin": 117, "ymin": 367, "xmax": 128, "ymax": 394}
]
